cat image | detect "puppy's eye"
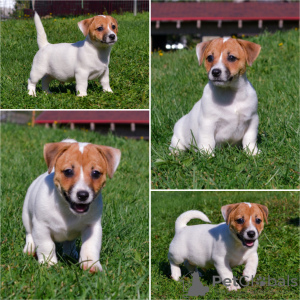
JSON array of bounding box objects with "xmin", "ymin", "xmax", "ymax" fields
[
  {"xmin": 255, "ymin": 218, "xmax": 262, "ymax": 224},
  {"xmin": 91, "ymin": 170, "xmax": 101, "ymax": 179},
  {"xmin": 236, "ymin": 218, "xmax": 244, "ymax": 224},
  {"xmin": 207, "ymin": 55, "xmax": 214, "ymax": 63},
  {"xmin": 112, "ymin": 25, "xmax": 116, "ymax": 30},
  {"xmin": 97, "ymin": 26, "xmax": 104, "ymax": 32},
  {"xmin": 228, "ymin": 55, "xmax": 237, "ymax": 62},
  {"xmin": 63, "ymin": 169, "xmax": 74, "ymax": 178}
]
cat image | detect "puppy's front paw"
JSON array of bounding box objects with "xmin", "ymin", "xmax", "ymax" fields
[
  {"xmin": 243, "ymin": 269, "xmax": 256, "ymax": 282},
  {"xmin": 103, "ymin": 87, "xmax": 113, "ymax": 93},
  {"xmin": 23, "ymin": 242, "xmax": 36, "ymax": 256},
  {"xmin": 80, "ymin": 258, "xmax": 102, "ymax": 273},
  {"xmin": 28, "ymin": 89, "xmax": 36, "ymax": 97},
  {"xmin": 77, "ymin": 93, "xmax": 87, "ymax": 97},
  {"xmin": 227, "ymin": 283, "xmax": 241, "ymax": 291}
]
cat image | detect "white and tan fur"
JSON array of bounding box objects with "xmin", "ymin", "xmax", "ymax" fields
[
  {"xmin": 170, "ymin": 38, "xmax": 261, "ymax": 155},
  {"xmin": 28, "ymin": 13, "xmax": 118, "ymax": 96},
  {"xmin": 168, "ymin": 202, "xmax": 268, "ymax": 291},
  {"xmin": 22, "ymin": 139, "xmax": 121, "ymax": 272}
]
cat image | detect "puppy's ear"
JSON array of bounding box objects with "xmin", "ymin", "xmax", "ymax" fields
[
  {"xmin": 78, "ymin": 17, "xmax": 94, "ymax": 36},
  {"xmin": 196, "ymin": 40, "xmax": 212, "ymax": 66},
  {"xmin": 44, "ymin": 143, "xmax": 72, "ymax": 174},
  {"xmin": 94, "ymin": 145, "xmax": 121, "ymax": 179},
  {"xmin": 237, "ymin": 39, "xmax": 261, "ymax": 66},
  {"xmin": 221, "ymin": 203, "xmax": 240, "ymax": 225},
  {"xmin": 256, "ymin": 204, "xmax": 269, "ymax": 224}
]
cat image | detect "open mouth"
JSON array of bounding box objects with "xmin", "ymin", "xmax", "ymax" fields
[
  {"xmin": 63, "ymin": 191, "xmax": 90, "ymax": 214},
  {"xmin": 70, "ymin": 202, "xmax": 90, "ymax": 213},
  {"xmin": 237, "ymin": 234, "xmax": 256, "ymax": 248}
]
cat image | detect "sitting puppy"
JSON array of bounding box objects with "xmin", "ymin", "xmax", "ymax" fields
[
  {"xmin": 28, "ymin": 12, "xmax": 118, "ymax": 96},
  {"xmin": 170, "ymin": 38, "xmax": 261, "ymax": 155},
  {"xmin": 168, "ymin": 202, "xmax": 268, "ymax": 291},
  {"xmin": 22, "ymin": 139, "xmax": 121, "ymax": 272}
]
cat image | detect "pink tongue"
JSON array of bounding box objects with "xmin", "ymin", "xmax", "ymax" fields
[
  {"xmin": 246, "ymin": 241, "xmax": 254, "ymax": 247},
  {"xmin": 74, "ymin": 204, "xmax": 87, "ymax": 212}
]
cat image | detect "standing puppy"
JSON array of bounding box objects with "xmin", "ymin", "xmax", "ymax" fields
[
  {"xmin": 22, "ymin": 140, "xmax": 121, "ymax": 272},
  {"xmin": 168, "ymin": 202, "xmax": 268, "ymax": 291},
  {"xmin": 170, "ymin": 38, "xmax": 261, "ymax": 155},
  {"xmin": 28, "ymin": 12, "xmax": 118, "ymax": 96}
]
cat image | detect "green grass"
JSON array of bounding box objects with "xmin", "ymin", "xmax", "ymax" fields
[
  {"xmin": 1, "ymin": 12, "xmax": 149, "ymax": 109},
  {"xmin": 151, "ymin": 30, "xmax": 299, "ymax": 189},
  {"xmin": 0, "ymin": 123, "xmax": 149, "ymax": 299},
  {"xmin": 151, "ymin": 191, "xmax": 300, "ymax": 299}
]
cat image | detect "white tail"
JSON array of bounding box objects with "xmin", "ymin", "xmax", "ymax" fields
[
  {"xmin": 175, "ymin": 210, "xmax": 211, "ymax": 232},
  {"xmin": 34, "ymin": 12, "xmax": 49, "ymax": 49}
]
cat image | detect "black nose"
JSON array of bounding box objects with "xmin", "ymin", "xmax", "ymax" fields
[
  {"xmin": 77, "ymin": 190, "xmax": 89, "ymax": 202},
  {"xmin": 212, "ymin": 68, "xmax": 221, "ymax": 77},
  {"xmin": 109, "ymin": 34, "xmax": 115, "ymax": 40},
  {"xmin": 247, "ymin": 231, "xmax": 256, "ymax": 238}
]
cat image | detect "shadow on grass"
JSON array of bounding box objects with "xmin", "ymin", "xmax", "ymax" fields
[
  {"xmin": 34, "ymin": 81, "xmax": 104, "ymax": 95},
  {"xmin": 158, "ymin": 261, "xmax": 221, "ymax": 285},
  {"xmin": 287, "ymin": 217, "xmax": 300, "ymax": 227}
]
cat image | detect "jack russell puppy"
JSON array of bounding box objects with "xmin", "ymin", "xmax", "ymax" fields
[
  {"xmin": 22, "ymin": 139, "xmax": 121, "ymax": 272},
  {"xmin": 28, "ymin": 12, "xmax": 118, "ymax": 96},
  {"xmin": 168, "ymin": 202, "xmax": 268, "ymax": 291},
  {"xmin": 170, "ymin": 38, "xmax": 261, "ymax": 155}
]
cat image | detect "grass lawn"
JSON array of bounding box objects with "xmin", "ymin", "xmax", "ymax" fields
[
  {"xmin": 151, "ymin": 30, "xmax": 299, "ymax": 189},
  {"xmin": 151, "ymin": 191, "xmax": 299, "ymax": 299},
  {"xmin": 1, "ymin": 12, "xmax": 149, "ymax": 109},
  {"xmin": 0, "ymin": 123, "xmax": 149, "ymax": 299}
]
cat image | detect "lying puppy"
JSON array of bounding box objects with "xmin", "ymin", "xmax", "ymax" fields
[
  {"xmin": 168, "ymin": 202, "xmax": 268, "ymax": 291},
  {"xmin": 170, "ymin": 38, "xmax": 261, "ymax": 155},
  {"xmin": 28, "ymin": 12, "xmax": 118, "ymax": 96},
  {"xmin": 22, "ymin": 139, "xmax": 121, "ymax": 272}
]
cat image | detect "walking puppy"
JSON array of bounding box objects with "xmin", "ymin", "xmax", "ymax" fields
[
  {"xmin": 22, "ymin": 139, "xmax": 121, "ymax": 272},
  {"xmin": 168, "ymin": 202, "xmax": 268, "ymax": 291},
  {"xmin": 170, "ymin": 38, "xmax": 261, "ymax": 155},
  {"xmin": 28, "ymin": 12, "xmax": 118, "ymax": 96}
]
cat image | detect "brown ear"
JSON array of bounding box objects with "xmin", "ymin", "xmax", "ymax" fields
[
  {"xmin": 237, "ymin": 39, "xmax": 261, "ymax": 66},
  {"xmin": 221, "ymin": 203, "xmax": 240, "ymax": 225},
  {"xmin": 78, "ymin": 17, "xmax": 94, "ymax": 36},
  {"xmin": 94, "ymin": 145, "xmax": 121, "ymax": 179},
  {"xmin": 44, "ymin": 143, "xmax": 73, "ymax": 174},
  {"xmin": 196, "ymin": 40, "xmax": 213, "ymax": 66},
  {"xmin": 257, "ymin": 204, "xmax": 269, "ymax": 224}
]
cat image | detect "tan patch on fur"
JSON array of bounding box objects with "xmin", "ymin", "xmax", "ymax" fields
[
  {"xmin": 44, "ymin": 142, "xmax": 120, "ymax": 195},
  {"xmin": 78, "ymin": 15, "xmax": 118, "ymax": 42},
  {"xmin": 196, "ymin": 38, "xmax": 261, "ymax": 76},
  {"xmin": 222, "ymin": 202, "xmax": 268, "ymax": 235}
]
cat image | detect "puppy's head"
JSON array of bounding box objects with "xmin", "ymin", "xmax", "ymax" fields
[
  {"xmin": 44, "ymin": 140, "xmax": 121, "ymax": 215},
  {"xmin": 221, "ymin": 202, "xmax": 268, "ymax": 248},
  {"xmin": 78, "ymin": 15, "xmax": 118, "ymax": 47},
  {"xmin": 196, "ymin": 38, "xmax": 261, "ymax": 87}
]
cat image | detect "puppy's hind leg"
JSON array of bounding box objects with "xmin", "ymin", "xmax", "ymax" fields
[
  {"xmin": 28, "ymin": 67, "xmax": 45, "ymax": 96},
  {"xmin": 169, "ymin": 258, "xmax": 182, "ymax": 281},
  {"xmin": 41, "ymin": 74, "xmax": 53, "ymax": 94},
  {"xmin": 23, "ymin": 233, "xmax": 36, "ymax": 256},
  {"xmin": 169, "ymin": 134, "xmax": 186, "ymax": 154},
  {"xmin": 22, "ymin": 206, "xmax": 36, "ymax": 255},
  {"xmin": 184, "ymin": 260, "xmax": 199, "ymax": 274}
]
